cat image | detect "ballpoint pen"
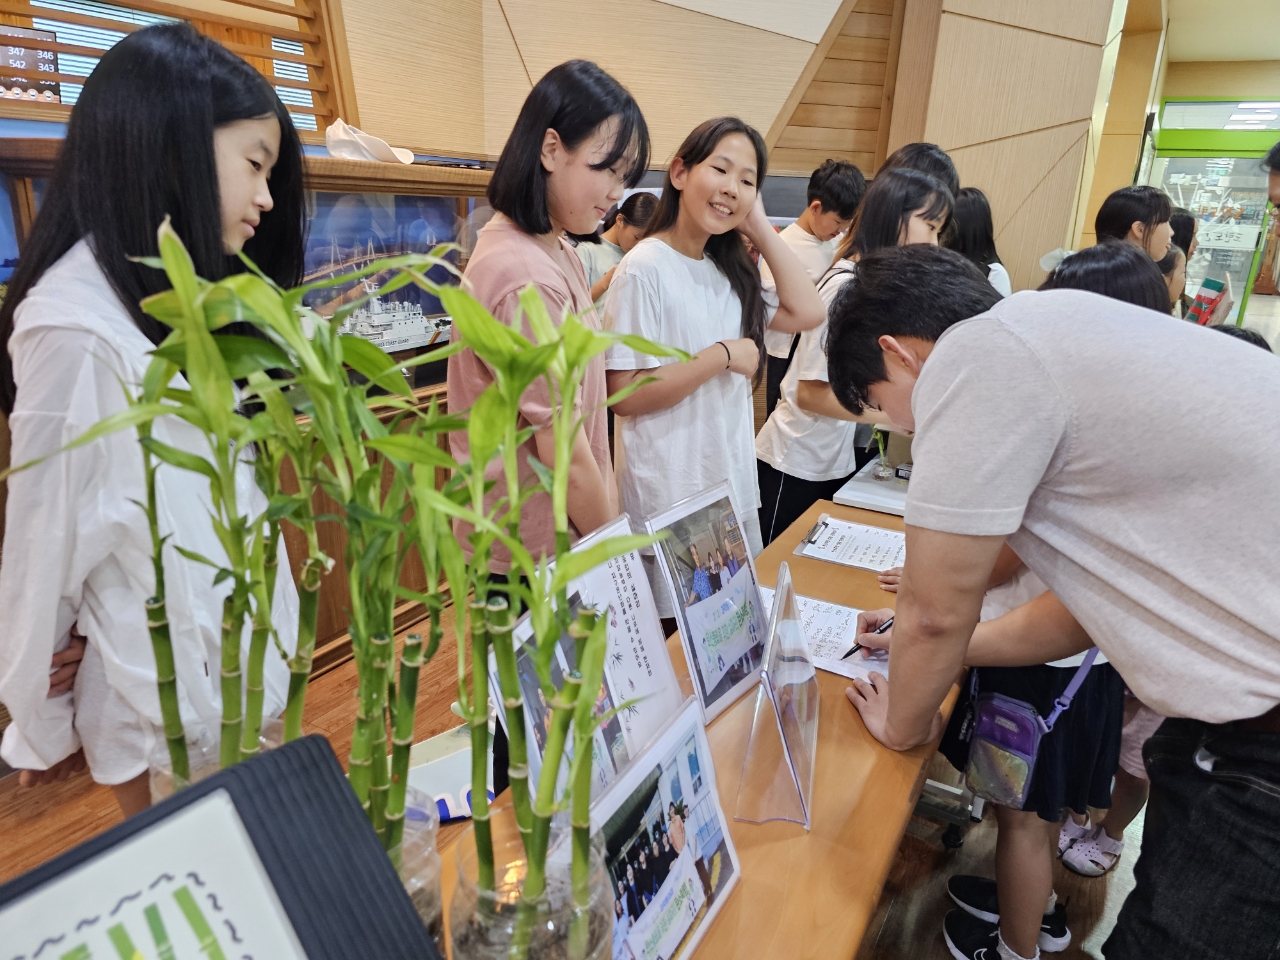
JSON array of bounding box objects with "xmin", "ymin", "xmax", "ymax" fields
[{"xmin": 840, "ymin": 616, "xmax": 894, "ymax": 660}]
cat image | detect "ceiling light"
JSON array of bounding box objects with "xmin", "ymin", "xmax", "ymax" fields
[
  {"xmin": 1230, "ymin": 114, "xmax": 1276, "ymax": 121},
  {"xmin": 1238, "ymin": 102, "xmax": 1280, "ymax": 108},
  {"xmin": 1224, "ymin": 124, "xmax": 1266, "ymax": 129}
]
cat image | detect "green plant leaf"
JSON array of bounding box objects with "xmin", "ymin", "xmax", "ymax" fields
[
  {"xmin": 266, "ymin": 493, "xmax": 303, "ymax": 522},
  {"xmin": 438, "ymin": 286, "xmax": 526, "ymax": 367},
  {"xmin": 140, "ymin": 436, "xmax": 220, "ymax": 485},
  {"xmin": 339, "ymin": 335, "xmax": 413, "ymax": 399},
  {"xmin": 604, "ymin": 373, "xmax": 660, "ymax": 409},
  {"xmin": 140, "ymin": 289, "xmax": 185, "ymax": 329},
  {"xmin": 173, "ymin": 545, "xmax": 223, "ymax": 569},
  {"xmin": 465, "ymin": 384, "xmax": 507, "ymax": 473},
  {"xmin": 525, "ymin": 452, "xmax": 554, "ymax": 494},
  {"xmin": 550, "ymin": 533, "xmax": 663, "ymax": 594},
  {"xmin": 0, "ymin": 402, "xmax": 175, "ymax": 481},
  {"xmin": 366, "ymin": 434, "xmax": 458, "ymax": 469}
]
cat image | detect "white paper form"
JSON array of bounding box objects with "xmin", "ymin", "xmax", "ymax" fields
[
  {"xmin": 794, "ymin": 514, "xmax": 906, "ymax": 572},
  {"xmin": 760, "ymin": 586, "xmax": 890, "ymax": 684}
]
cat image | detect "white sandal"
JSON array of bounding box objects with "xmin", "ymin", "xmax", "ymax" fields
[
  {"xmin": 1057, "ymin": 816, "xmax": 1092, "ymax": 857},
  {"xmin": 1062, "ymin": 826, "xmax": 1125, "ymax": 876}
]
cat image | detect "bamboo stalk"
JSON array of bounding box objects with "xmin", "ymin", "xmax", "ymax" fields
[
  {"xmin": 468, "ymin": 599, "xmax": 495, "ymax": 891},
  {"xmin": 569, "ymin": 614, "xmax": 608, "ymax": 960},
  {"xmin": 283, "ymin": 555, "xmax": 324, "ymax": 741},
  {"xmin": 384, "ymin": 632, "xmax": 423, "ymax": 858},
  {"xmin": 347, "ymin": 635, "xmax": 375, "ymax": 814},
  {"xmin": 219, "ymin": 589, "xmax": 246, "ymax": 769},
  {"xmin": 239, "ymin": 602, "xmax": 271, "ymax": 761},
  {"xmin": 147, "ymin": 597, "xmax": 188, "ymax": 783},
  {"xmin": 367, "ymin": 633, "xmax": 393, "ymax": 839},
  {"xmin": 486, "ymin": 596, "xmax": 533, "ymax": 842}
]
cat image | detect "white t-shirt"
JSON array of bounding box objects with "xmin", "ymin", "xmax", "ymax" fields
[
  {"xmin": 980, "ymin": 567, "xmax": 1106, "ymax": 668},
  {"xmin": 906, "ymin": 288, "xmax": 1280, "ymax": 722},
  {"xmin": 987, "ymin": 262, "xmax": 1012, "ymax": 297},
  {"xmin": 605, "ymin": 237, "xmax": 776, "ymax": 539},
  {"xmin": 761, "ymin": 223, "xmax": 837, "ymax": 358},
  {"xmin": 755, "ymin": 261, "xmax": 860, "ymax": 481}
]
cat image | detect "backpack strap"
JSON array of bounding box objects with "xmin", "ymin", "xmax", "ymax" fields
[{"xmin": 1040, "ymin": 647, "xmax": 1099, "ymax": 733}]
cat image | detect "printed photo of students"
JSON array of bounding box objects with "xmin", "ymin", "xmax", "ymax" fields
[
  {"xmin": 761, "ymin": 159, "xmax": 867, "ymax": 414},
  {"xmin": 755, "ymin": 168, "xmax": 953, "ymax": 546},
  {"xmin": 605, "ymin": 117, "xmax": 824, "ymax": 628},
  {"xmin": 578, "ymin": 190, "xmax": 660, "ymax": 313}
]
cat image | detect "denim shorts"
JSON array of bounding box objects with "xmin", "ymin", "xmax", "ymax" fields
[{"xmin": 1104, "ymin": 716, "xmax": 1280, "ymax": 959}]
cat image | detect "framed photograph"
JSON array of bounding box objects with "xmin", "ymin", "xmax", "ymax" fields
[
  {"xmin": 490, "ymin": 517, "xmax": 684, "ymax": 803},
  {"xmin": 594, "ymin": 698, "xmax": 740, "ymax": 960},
  {"xmin": 645, "ymin": 483, "xmax": 767, "ymax": 723}
]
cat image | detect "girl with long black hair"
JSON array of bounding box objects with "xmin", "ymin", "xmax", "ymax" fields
[
  {"xmin": 605, "ymin": 117, "xmax": 824, "ymax": 620},
  {"xmin": 949, "ymin": 187, "xmax": 1011, "ymax": 296},
  {"xmin": 0, "ymin": 23, "xmax": 305, "ymax": 814},
  {"xmin": 754, "ymin": 168, "xmax": 952, "ymax": 546}
]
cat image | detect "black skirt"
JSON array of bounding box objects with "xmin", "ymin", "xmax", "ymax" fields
[{"xmin": 941, "ymin": 661, "xmax": 1125, "ymax": 821}]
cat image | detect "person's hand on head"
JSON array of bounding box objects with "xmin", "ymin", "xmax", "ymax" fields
[
  {"xmin": 736, "ymin": 193, "xmax": 771, "ymax": 248},
  {"xmin": 18, "ymin": 748, "xmax": 86, "ymax": 787},
  {"xmin": 877, "ymin": 567, "xmax": 902, "ymax": 593},
  {"xmin": 48, "ymin": 626, "xmax": 87, "ymax": 696}
]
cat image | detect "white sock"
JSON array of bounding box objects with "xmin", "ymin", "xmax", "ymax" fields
[
  {"xmin": 1044, "ymin": 891, "xmax": 1057, "ymax": 915},
  {"xmin": 997, "ymin": 930, "xmax": 1040, "ymax": 960}
]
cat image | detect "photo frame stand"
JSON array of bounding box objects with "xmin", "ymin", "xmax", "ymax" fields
[{"xmin": 734, "ymin": 563, "xmax": 819, "ymax": 830}]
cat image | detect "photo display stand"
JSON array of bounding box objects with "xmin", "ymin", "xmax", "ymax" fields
[
  {"xmin": 0, "ymin": 736, "xmax": 442, "ymax": 960},
  {"xmin": 735, "ymin": 562, "xmax": 820, "ymax": 830},
  {"xmin": 645, "ymin": 482, "xmax": 768, "ymax": 724},
  {"xmin": 488, "ymin": 516, "xmax": 685, "ymax": 805}
]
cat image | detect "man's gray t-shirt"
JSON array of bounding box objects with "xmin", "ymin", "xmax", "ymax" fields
[{"xmin": 906, "ymin": 288, "xmax": 1280, "ymax": 723}]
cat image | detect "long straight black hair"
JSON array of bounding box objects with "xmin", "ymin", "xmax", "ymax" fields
[
  {"xmin": 949, "ymin": 186, "xmax": 1002, "ymax": 270},
  {"xmin": 0, "ymin": 23, "xmax": 306, "ymax": 415},
  {"xmin": 834, "ymin": 168, "xmax": 952, "ymax": 262},
  {"xmin": 488, "ymin": 60, "xmax": 649, "ymax": 236},
  {"xmin": 644, "ymin": 117, "xmax": 769, "ymax": 382}
]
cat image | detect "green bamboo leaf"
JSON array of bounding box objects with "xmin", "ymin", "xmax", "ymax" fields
[
  {"xmin": 220, "ymin": 273, "xmax": 330, "ymax": 384},
  {"xmin": 0, "ymin": 401, "xmax": 174, "ymax": 481},
  {"xmin": 140, "ymin": 289, "xmax": 185, "ymax": 329},
  {"xmin": 525, "ymin": 452, "xmax": 554, "ymax": 494},
  {"xmin": 140, "ymin": 437, "xmax": 220, "ymax": 486},
  {"xmin": 506, "ymin": 342, "xmax": 563, "ymax": 400},
  {"xmin": 266, "ymin": 493, "xmax": 303, "ymax": 522},
  {"xmin": 558, "ymin": 314, "xmax": 607, "ymax": 371},
  {"xmin": 437, "ymin": 286, "xmax": 525, "ymax": 367},
  {"xmin": 466, "ymin": 384, "xmax": 507, "ymax": 472},
  {"xmin": 602, "ymin": 330, "xmax": 693, "ymax": 362},
  {"xmin": 156, "ymin": 218, "xmax": 201, "ymax": 311},
  {"xmin": 152, "ymin": 335, "xmax": 293, "ymax": 381},
  {"xmin": 366, "ymin": 434, "xmax": 458, "ymax": 469},
  {"xmin": 213, "ymin": 568, "xmax": 234, "ymax": 586},
  {"xmin": 604, "ymin": 374, "xmax": 660, "ymax": 409},
  {"xmin": 398, "ymin": 337, "xmax": 465, "ymax": 369},
  {"xmin": 517, "ymin": 284, "xmax": 561, "ymax": 344},
  {"xmin": 550, "ymin": 533, "xmax": 664, "ymax": 595},
  {"xmin": 173, "ymin": 545, "xmax": 223, "ymax": 569},
  {"xmin": 339, "ymin": 335, "xmax": 413, "ymax": 399}
]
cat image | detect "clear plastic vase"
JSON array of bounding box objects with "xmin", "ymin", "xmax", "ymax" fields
[
  {"xmin": 147, "ymin": 718, "xmax": 284, "ymax": 803},
  {"xmin": 398, "ymin": 787, "xmax": 445, "ymax": 953},
  {"xmin": 449, "ymin": 803, "xmax": 611, "ymax": 960}
]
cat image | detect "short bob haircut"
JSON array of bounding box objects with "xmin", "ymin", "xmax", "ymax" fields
[
  {"xmin": 1094, "ymin": 185, "xmax": 1172, "ymax": 246},
  {"xmin": 0, "ymin": 22, "xmax": 305, "ymax": 415},
  {"xmin": 877, "ymin": 142, "xmax": 959, "ymax": 198},
  {"xmin": 949, "ymin": 186, "xmax": 1002, "ymax": 271},
  {"xmin": 807, "ymin": 159, "xmax": 867, "ymax": 220},
  {"xmin": 824, "ymin": 245, "xmax": 999, "ymax": 415},
  {"xmin": 1169, "ymin": 206, "xmax": 1197, "ymax": 256},
  {"xmin": 834, "ymin": 167, "xmax": 952, "ymax": 262},
  {"xmin": 488, "ymin": 60, "xmax": 650, "ymax": 236},
  {"xmin": 1039, "ymin": 240, "xmax": 1171, "ymax": 313}
]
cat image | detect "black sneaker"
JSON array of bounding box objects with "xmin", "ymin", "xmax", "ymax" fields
[
  {"xmin": 943, "ymin": 908, "xmax": 1001, "ymax": 960},
  {"xmin": 947, "ymin": 876, "xmax": 1073, "ymax": 953}
]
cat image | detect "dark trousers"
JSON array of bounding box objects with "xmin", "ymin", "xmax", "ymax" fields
[
  {"xmin": 764, "ymin": 337, "xmax": 799, "ymax": 418},
  {"xmin": 1104, "ymin": 715, "xmax": 1280, "ymax": 959},
  {"xmin": 756, "ymin": 459, "xmax": 855, "ymax": 547}
]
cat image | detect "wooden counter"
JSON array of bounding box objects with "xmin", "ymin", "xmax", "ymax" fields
[{"xmin": 439, "ymin": 501, "xmax": 958, "ymax": 960}]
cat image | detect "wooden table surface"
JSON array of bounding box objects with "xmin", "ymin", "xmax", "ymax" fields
[{"xmin": 439, "ymin": 501, "xmax": 958, "ymax": 960}]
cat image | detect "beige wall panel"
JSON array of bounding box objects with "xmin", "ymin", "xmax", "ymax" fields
[
  {"xmin": 344, "ymin": 0, "xmax": 486, "ymax": 156},
  {"xmin": 940, "ymin": 0, "xmax": 1115, "ymax": 45},
  {"xmin": 777, "ymin": 126, "xmax": 880, "ymax": 152},
  {"xmin": 481, "ymin": 0, "xmax": 531, "ymax": 157},
  {"xmin": 1162, "ymin": 60, "xmax": 1280, "ymax": 100},
  {"xmin": 803, "ymin": 81, "xmax": 885, "ymax": 107},
  {"xmin": 1077, "ymin": 131, "xmax": 1142, "ymax": 246},
  {"xmin": 770, "ymin": 147, "xmax": 877, "ymax": 175},
  {"xmin": 829, "ymin": 34, "xmax": 890, "ymax": 61},
  {"xmin": 924, "ymin": 12, "xmax": 1105, "ymax": 149},
  {"xmin": 500, "ymin": 0, "xmax": 814, "ymax": 163},
  {"xmin": 947, "ymin": 120, "xmax": 1091, "ymax": 231},
  {"xmin": 990, "ymin": 130, "xmax": 1090, "ymax": 290},
  {"xmin": 815, "ymin": 58, "xmax": 887, "ymax": 84},
  {"xmin": 790, "ymin": 103, "xmax": 881, "ymax": 129},
  {"xmin": 854, "ymin": 0, "xmax": 896, "ymax": 14},
  {"xmin": 885, "ymin": 0, "xmax": 942, "ymax": 150},
  {"xmin": 648, "ymin": 0, "xmax": 846, "ymax": 43},
  {"xmin": 842, "ymin": 11, "xmax": 892, "ymax": 37},
  {"xmin": 1106, "ymin": 30, "xmax": 1162, "ymax": 137}
]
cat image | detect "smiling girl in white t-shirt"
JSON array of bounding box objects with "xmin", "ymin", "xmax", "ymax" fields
[{"xmin": 604, "ymin": 117, "xmax": 824, "ymax": 618}]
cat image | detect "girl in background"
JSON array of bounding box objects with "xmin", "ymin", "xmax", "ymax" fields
[
  {"xmin": 1158, "ymin": 245, "xmax": 1188, "ymax": 316},
  {"xmin": 755, "ymin": 168, "xmax": 952, "ymax": 545},
  {"xmin": 1094, "ymin": 185, "xmax": 1173, "ymax": 260},
  {"xmin": 449, "ymin": 60, "xmax": 650, "ymax": 575},
  {"xmin": 0, "ymin": 23, "xmax": 304, "ymax": 814},
  {"xmin": 949, "ymin": 187, "xmax": 1011, "ymax": 296},
  {"xmin": 605, "ymin": 117, "xmax": 824, "ymax": 628},
  {"xmin": 1038, "ymin": 241, "xmax": 1171, "ymax": 313},
  {"xmin": 578, "ymin": 191, "xmax": 659, "ymax": 312}
]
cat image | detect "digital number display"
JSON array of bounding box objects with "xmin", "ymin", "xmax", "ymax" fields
[{"xmin": 0, "ymin": 26, "xmax": 60, "ymax": 103}]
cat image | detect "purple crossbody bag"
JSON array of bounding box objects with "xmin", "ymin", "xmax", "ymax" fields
[{"xmin": 964, "ymin": 648, "xmax": 1099, "ymax": 808}]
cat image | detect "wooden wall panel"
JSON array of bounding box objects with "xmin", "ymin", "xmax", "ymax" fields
[
  {"xmin": 768, "ymin": 0, "xmax": 907, "ymax": 176},
  {"xmin": 941, "ymin": 0, "xmax": 1115, "ymax": 45},
  {"xmin": 1162, "ymin": 59, "xmax": 1280, "ymax": 100},
  {"xmin": 481, "ymin": 0, "xmax": 531, "ymax": 157},
  {"xmin": 648, "ymin": 0, "xmax": 847, "ymax": 43}
]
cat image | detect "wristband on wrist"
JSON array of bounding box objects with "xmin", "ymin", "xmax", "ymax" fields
[{"xmin": 717, "ymin": 341, "xmax": 731, "ymax": 369}]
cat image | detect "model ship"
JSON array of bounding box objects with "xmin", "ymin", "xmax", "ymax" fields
[{"xmin": 338, "ymin": 280, "xmax": 453, "ymax": 353}]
